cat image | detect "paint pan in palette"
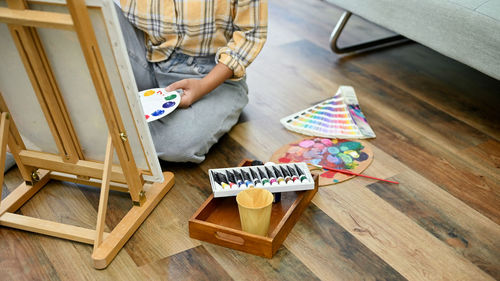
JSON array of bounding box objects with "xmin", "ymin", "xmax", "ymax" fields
[{"xmin": 209, "ymin": 162, "xmax": 314, "ymax": 198}]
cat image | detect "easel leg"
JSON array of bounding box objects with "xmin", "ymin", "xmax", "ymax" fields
[
  {"xmin": 0, "ymin": 112, "xmax": 10, "ymax": 203},
  {"xmin": 91, "ymin": 172, "xmax": 175, "ymax": 269},
  {"xmin": 91, "ymin": 134, "xmax": 175, "ymax": 269},
  {"xmin": 94, "ymin": 135, "xmax": 113, "ymax": 249}
]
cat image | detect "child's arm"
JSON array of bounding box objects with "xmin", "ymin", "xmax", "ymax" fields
[
  {"xmin": 216, "ymin": 0, "xmax": 268, "ymax": 79},
  {"xmin": 166, "ymin": 63, "xmax": 233, "ymax": 108}
]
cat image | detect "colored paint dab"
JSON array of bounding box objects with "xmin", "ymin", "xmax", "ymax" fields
[
  {"xmin": 278, "ymin": 157, "xmax": 291, "ymax": 163},
  {"xmin": 339, "ymin": 141, "xmax": 362, "ymax": 151},
  {"xmin": 299, "ymin": 139, "xmax": 315, "ymax": 148},
  {"xmin": 344, "ymin": 150, "xmax": 360, "ymax": 159},
  {"xmin": 145, "ymin": 115, "xmax": 150, "ymax": 120},
  {"xmin": 162, "ymin": 101, "xmax": 175, "ymax": 108},
  {"xmin": 320, "ymin": 171, "xmax": 336, "ymax": 178},
  {"xmin": 337, "ymin": 153, "xmax": 353, "ymax": 168},
  {"xmin": 151, "ymin": 109, "xmax": 165, "ymax": 116},
  {"xmin": 164, "ymin": 94, "xmax": 177, "ymax": 100},
  {"xmin": 143, "ymin": 90, "xmax": 155, "ymax": 96},
  {"xmin": 327, "ymin": 146, "xmax": 340, "ymax": 155}
]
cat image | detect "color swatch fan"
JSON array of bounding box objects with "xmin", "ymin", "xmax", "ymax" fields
[
  {"xmin": 280, "ymin": 86, "xmax": 375, "ymax": 139},
  {"xmin": 139, "ymin": 88, "xmax": 181, "ymax": 122}
]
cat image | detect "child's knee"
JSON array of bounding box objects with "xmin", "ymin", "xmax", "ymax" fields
[{"xmin": 155, "ymin": 133, "xmax": 209, "ymax": 163}]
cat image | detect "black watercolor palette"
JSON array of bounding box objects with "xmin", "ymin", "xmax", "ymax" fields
[{"xmin": 208, "ymin": 162, "xmax": 314, "ymax": 198}]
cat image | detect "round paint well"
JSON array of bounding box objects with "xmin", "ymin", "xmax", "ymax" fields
[
  {"xmin": 143, "ymin": 90, "xmax": 155, "ymax": 96},
  {"xmin": 162, "ymin": 101, "xmax": 176, "ymax": 108},
  {"xmin": 164, "ymin": 94, "xmax": 177, "ymax": 100},
  {"xmin": 151, "ymin": 109, "xmax": 165, "ymax": 116}
]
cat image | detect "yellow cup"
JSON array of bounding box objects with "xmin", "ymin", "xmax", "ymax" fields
[{"xmin": 236, "ymin": 188, "xmax": 273, "ymax": 236}]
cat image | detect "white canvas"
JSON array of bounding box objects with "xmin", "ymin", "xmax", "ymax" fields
[{"xmin": 0, "ymin": 0, "xmax": 163, "ymax": 182}]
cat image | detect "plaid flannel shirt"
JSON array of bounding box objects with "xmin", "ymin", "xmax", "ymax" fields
[{"xmin": 120, "ymin": 0, "xmax": 268, "ymax": 78}]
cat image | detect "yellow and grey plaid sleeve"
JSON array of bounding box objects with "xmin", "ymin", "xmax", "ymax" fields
[{"xmin": 216, "ymin": 0, "xmax": 268, "ymax": 79}]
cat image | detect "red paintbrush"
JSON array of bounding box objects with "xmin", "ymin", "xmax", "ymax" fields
[{"xmin": 307, "ymin": 163, "xmax": 399, "ymax": 184}]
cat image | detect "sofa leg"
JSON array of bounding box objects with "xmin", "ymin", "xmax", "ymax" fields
[{"xmin": 330, "ymin": 11, "xmax": 409, "ymax": 54}]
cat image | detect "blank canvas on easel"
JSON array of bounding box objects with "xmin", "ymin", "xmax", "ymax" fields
[{"xmin": 0, "ymin": 0, "xmax": 162, "ymax": 182}]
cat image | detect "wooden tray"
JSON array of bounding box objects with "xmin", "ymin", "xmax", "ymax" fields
[{"xmin": 189, "ymin": 160, "xmax": 318, "ymax": 258}]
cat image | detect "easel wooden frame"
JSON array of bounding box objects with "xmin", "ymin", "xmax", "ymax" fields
[{"xmin": 0, "ymin": 0, "xmax": 174, "ymax": 269}]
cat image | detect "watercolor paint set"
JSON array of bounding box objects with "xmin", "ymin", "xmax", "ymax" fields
[
  {"xmin": 280, "ymin": 86, "xmax": 376, "ymax": 139},
  {"xmin": 209, "ymin": 162, "xmax": 314, "ymax": 198}
]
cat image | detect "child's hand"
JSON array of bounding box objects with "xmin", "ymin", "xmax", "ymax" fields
[
  {"xmin": 165, "ymin": 63, "xmax": 233, "ymax": 108},
  {"xmin": 166, "ymin": 79, "xmax": 207, "ymax": 108}
]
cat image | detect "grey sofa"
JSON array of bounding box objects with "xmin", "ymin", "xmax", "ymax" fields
[{"xmin": 326, "ymin": 0, "xmax": 500, "ymax": 80}]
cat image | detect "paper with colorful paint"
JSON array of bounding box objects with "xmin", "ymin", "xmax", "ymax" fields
[
  {"xmin": 280, "ymin": 86, "xmax": 376, "ymax": 139},
  {"xmin": 139, "ymin": 88, "xmax": 181, "ymax": 122},
  {"xmin": 270, "ymin": 138, "xmax": 373, "ymax": 186}
]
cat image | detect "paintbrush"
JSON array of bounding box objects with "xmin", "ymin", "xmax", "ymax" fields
[{"xmin": 307, "ymin": 163, "xmax": 399, "ymax": 184}]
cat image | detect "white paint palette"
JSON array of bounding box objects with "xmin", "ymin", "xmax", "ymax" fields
[{"xmin": 139, "ymin": 88, "xmax": 181, "ymax": 122}]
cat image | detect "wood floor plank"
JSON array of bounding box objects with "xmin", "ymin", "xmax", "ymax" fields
[
  {"xmin": 366, "ymin": 171, "xmax": 500, "ymax": 279},
  {"xmin": 1, "ymin": 170, "xmax": 61, "ymax": 281},
  {"xmin": 284, "ymin": 204, "xmax": 406, "ymax": 281},
  {"xmin": 203, "ymin": 243, "xmax": 320, "ymax": 281},
  {"xmin": 313, "ymin": 185, "xmax": 495, "ymax": 281},
  {"xmin": 465, "ymin": 140, "xmax": 500, "ymax": 177},
  {"xmin": 229, "ymin": 122, "xmax": 298, "ymax": 163},
  {"xmin": 23, "ymin": 181, "xmax": 98, "ymax": 229},
  {"xmin": 140, "ymin": 246, "xmax": 232, "ymax": 281},
  {"xmin": 0, "ymin": 229, "xmax": 60, "ymax": 281},
  {"xmin": 343, "ymin": 45, "xmax": 500, "ymax": 140},
  {"xmin": 199, "ymin": 134, "xmax": 258, "ymax": 170}
]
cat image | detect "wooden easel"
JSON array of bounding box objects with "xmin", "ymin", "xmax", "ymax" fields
[{"xmin": 0, "ymin": 0, "xmax": 174, "ymax": 269}]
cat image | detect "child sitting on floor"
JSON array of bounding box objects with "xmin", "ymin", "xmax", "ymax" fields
[{"xmin": 114, "ymin": 0, "xmax": 268, "ymax": 163}]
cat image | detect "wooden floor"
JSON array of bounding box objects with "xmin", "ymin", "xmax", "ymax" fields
[{"xmin": 2, "ymin": 0, "xmax": 499, "ymax": 280}]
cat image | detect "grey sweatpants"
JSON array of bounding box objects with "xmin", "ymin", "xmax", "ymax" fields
[{"xmin": 115, "ymin": 4, "xmax": 248, "ymax": 163}]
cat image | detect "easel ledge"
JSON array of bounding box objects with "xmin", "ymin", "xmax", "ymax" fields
[{"xmin": 0, "ymin": 0, "xmax": 175, "ymax": 269}]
